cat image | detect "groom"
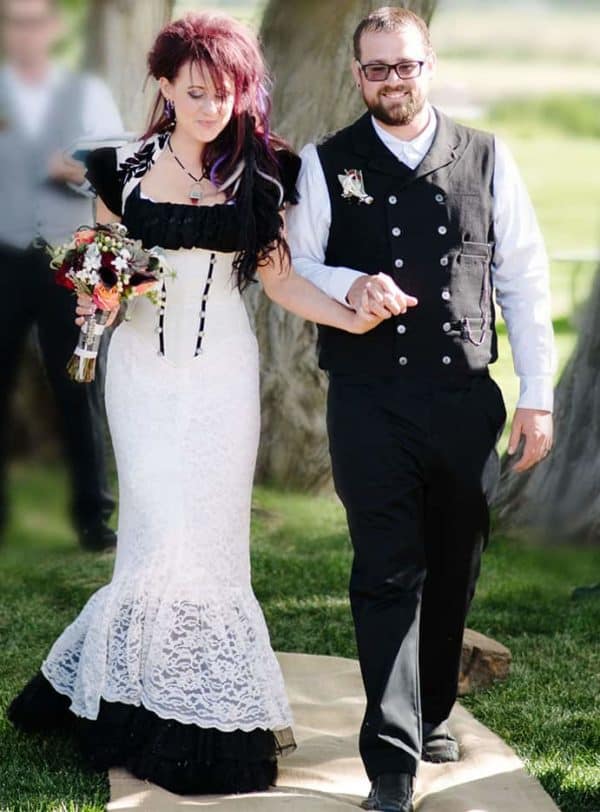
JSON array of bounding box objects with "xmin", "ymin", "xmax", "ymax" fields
[{"xmin": 287, "ymin": 7, "xmax": 555, "ymax": 812}]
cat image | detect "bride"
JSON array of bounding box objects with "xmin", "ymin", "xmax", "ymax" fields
[{"xmin": 7, "ymin": 11, "xmax": 381, "ymax": 797}]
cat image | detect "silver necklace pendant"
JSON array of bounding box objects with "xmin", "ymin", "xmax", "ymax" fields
[{"xmin": 189, "ymin": 181, "xmax": 204, "ymax": 202}]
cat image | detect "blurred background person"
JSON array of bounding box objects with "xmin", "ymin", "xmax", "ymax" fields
[{"xmin": 0, "ymin": 0, "xmax": 124, "ymax": 550}]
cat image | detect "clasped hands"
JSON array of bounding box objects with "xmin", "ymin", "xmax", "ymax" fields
[{"xmin": 346, "ymin": 272, "xmax": 553, "ymax": 473}]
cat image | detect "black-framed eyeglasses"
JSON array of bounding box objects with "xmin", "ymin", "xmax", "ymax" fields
[{"xmin": 359, "ymin": 60, "xmax": 426, "ymax": 82}]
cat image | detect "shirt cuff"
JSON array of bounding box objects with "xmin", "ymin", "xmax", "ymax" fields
[
  {"xmin": 516, "ymin": 376, "xmax": 554, "ymax": 412},
  {"xmin": 331, "ymin": 267, "xmax": 368, "ymax": 307}
]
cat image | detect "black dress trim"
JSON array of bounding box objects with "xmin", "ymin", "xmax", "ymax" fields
[
  {"xmin": 83, "ymin": 144, "xmax": 301, "ymax": 254},
  {"xmin": 123, "ymin": 184, "xmax": 248, "ymax": 252},
  {"xmin": 84, "ymin": 147, "xmax": 123, "ymax": 218},
  {"xmin": 7, "ymin": 671, "xmax": 294, "ymax": 796}
]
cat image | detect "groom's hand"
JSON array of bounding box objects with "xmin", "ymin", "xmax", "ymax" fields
[
  {"xmin": 508, "ymin": 408, "xmax": 554, "ymax": 473},
  {"xmin": 346, "ymin": 273, "xmax": 418, "ymax": 317}
]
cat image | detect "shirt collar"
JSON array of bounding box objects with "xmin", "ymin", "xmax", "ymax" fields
[{"xmin": 371, "ymin": 103, "xmax": 437, "ymax": 165}]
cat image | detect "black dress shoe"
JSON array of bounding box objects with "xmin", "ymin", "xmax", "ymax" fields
[
  {"xmin": 78, "ymin": 521, "xmax": 117, "ymax": 552},
  {"xmin": 422, "ymin": 720, "xmax": 460, "ymax": 763},
  {"xmin": 361, "ymin": 772, "xmax": 414, "ymax": 812}
]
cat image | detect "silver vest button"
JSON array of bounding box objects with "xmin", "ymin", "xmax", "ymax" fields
[
  {"xmin": 388, "ymin": 195, "xmax": 398, "ymax": 205},
  {"xmin": 441, "ymin": 289, "xmax": 451, "ymax": 301},
  {"xmin": 397, "ymin": 324, "xmax": 407, "ymax": 335},
  {"xmin": 435, "ymin": 193, "xmax": 445, "ymax": 203},
  {"xmin": 442, "ymin": 322, "xmax": 451, "ymax": 332},
  {"xmin": 442, "ymin": 355, "xmax": 452, "ymax": 365},
  {"xmin": 440, "ymin": 256, "xmax": 449, "ymax": 266},
  {"xmin": 398, "ymin": 356, "xmax": 408, "ymax": 366},
  {"xmin": 438, "ymin": 225, "xmax": 448, "ymax": 235},
  {"xmin": 394, "ymin": 258, "xmax": 404, "ymax": 269},
  {"xmin": 392, "ymin": 227, "xmax": 402, "ymax": 237}
]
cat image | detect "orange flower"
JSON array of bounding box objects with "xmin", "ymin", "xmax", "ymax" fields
[
  {"xmin": 93, "ymin": 283, "xmax": 120, "ymax": 311},
  {"xmin": 131, "ymin": 280, "xmax": 159, "ymax": 297},
  {"xmin": 74, "ymin": 228, "xmax": 97, "ymax": 246}
]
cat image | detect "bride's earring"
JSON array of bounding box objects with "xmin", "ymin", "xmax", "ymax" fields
[{"xmin": 165, "ymin": 98, "xmax": 176, "ymax": 123}]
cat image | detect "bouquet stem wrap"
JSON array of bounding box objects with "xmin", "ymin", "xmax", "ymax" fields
[{"xmin": 67, "ymin": 309, "xmax": 110, "ymax": 383}]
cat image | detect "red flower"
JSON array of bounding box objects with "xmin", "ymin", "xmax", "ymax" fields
[{"xmin": 55, "ymin": 263, "xmax": 75, "ymax": 290}]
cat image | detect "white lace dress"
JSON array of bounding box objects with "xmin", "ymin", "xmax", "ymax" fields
[{"xmin": 7, "ymin": 134, "xmax": 296, "ymax": 795}]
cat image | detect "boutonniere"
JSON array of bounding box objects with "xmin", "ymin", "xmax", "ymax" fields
[{"xmin": 338, "ymin": 169, "xmax": 374, "ymax": 205}]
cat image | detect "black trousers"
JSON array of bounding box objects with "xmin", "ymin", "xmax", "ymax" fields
[
  {"xmin": 326, "ymin": 371, "xmax": 506, "ymax": 779},
  {"xmin": 0, "ymin": 243, "xmax": 114, "ymax": 530}
]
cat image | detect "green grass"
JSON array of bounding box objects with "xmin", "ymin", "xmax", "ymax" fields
[
  {"xmin": 0, "ymin": 468, "xmax": 114, "ymax": 811},
  {"xmin": 488, "ymin": 95, "xmax": 600, "ymax": 140},
  {"xmin": 1, "ymin": 467, "xmax": 599, "ymax": 811}
]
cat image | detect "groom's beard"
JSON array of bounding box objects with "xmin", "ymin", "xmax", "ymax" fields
[{"xmin": 364, "ymin": 85, "xmax": 425, "ymax": 127}]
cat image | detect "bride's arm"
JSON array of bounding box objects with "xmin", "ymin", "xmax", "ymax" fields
[
  {"xmin": 95, "ymin": 197, "xmax": 122, "ymax": 226},
  {"xmin": 258, "ymin": 219, "xmax": 382, "ymax": 335}
]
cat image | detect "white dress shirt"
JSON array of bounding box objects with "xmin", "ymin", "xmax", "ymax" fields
[
  {"xmin": 3, "ymin": 62, "xmax": 123, "ymax": 140},
  {"xmin": 3, "ymin": 63, "xmax": 124, "ymax": 198},
  {"xmin": 287, "ymin": 104, "xmax": 556, "ymax": 412}
]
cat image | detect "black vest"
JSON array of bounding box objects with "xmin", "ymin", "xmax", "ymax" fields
[{"xmin": 316, "ymin": 109, "xmax": 497, "ymax": 377}]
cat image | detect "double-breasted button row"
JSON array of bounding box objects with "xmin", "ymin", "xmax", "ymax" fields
[{"xmin": 397, "ymin": 355, "xmax": 453, "ymax": 366}]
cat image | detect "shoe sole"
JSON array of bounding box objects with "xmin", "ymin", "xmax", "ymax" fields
[{"xmin": 421, "ymin": 751, "xmax": 460, "ymax": 763}]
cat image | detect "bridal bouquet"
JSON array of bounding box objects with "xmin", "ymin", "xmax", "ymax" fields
[{"xmin": 49, "ymin": 223, "xmax": 171, "ymax": 383}]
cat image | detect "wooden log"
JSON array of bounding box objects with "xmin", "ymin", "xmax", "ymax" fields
[{"xmin": 458, "ymin": 628, "xmax": 512, "ymax": 695}]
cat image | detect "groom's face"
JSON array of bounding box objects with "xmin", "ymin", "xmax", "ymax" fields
[{"xmin": 353, "ymin": 26, "xmax": 435, "ymax": 127}]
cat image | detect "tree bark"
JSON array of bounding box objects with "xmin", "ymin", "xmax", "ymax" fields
[
  {"xmin": 84, "ymin": 0, "xmax": 175, "ymax": 131},
  {"xmin": 495, "ymin": 265, "xmax": 600, "ymax": 544},
  {"xmin": 250, "ymin": 0, "xmax": 437, "ymax": 490}
]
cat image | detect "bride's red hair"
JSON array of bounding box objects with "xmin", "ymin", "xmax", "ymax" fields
[
  {"xmin": 143, "ymin": 12, "xmax": 296, "ymax": 289},
  {"xmin": 144, "ymin": 12, "xmax": 282, "ymax": 184}
]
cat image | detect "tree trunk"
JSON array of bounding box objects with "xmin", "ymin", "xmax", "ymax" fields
[
  {"xmin": 85, "ymin": 0, "xmax": 175, "ymax": 131},
  {"xmin": 251, "ymin": 0, "xmax": 437, "ymax": 490},
  {"xmin": 495, "ymin": 265, "xmax": 600, "ymax": 544}
]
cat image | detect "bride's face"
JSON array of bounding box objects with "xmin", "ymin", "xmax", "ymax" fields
[{"xmin": 160, "ymin": 60, "xmax": 235, "ymax": 144}]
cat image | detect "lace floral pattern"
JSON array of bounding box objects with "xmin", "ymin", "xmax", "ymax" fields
[{"xmin": 41, "ymin": 579, "xmax": 292, "ymax": 730}]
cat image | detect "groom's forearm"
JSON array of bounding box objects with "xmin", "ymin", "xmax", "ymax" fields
[{"xmin": 292, "ymin": 256, "xmax": 366, "ymax": 306}]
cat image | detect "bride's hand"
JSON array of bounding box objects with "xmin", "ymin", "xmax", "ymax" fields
[
  {"xmin": 348, "ymin": 289, "xmax": 385, "ymax": 334},
  {"xmin": 75, "ymin": 293, "xmax": 119, "ymax": 327}
]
